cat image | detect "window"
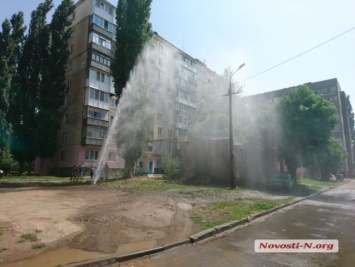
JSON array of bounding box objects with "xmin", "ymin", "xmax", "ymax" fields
[
  {"xmin": 65, "ymin": 114, "xmax": 69, "ymax": 123},
  {"xmin": 61, "ymin": 151, "xmax": 65, "ymax": 160},
  {"xmin": 157, "ymin": 113, "xmax": 162, "ymax": 122},
  {"xmin": 96, "ymin": 71, "xmax": 105, "ymax": 82},
  {"xmin": 178, "ymin": 128, "xmax": 187, "ymax": 136},
  {"xmin": 68, "ymin": 45, "xmax": 73, "ymax": 54},
  {"xmin": 62, "ymin": 132, "xmax": 67, "ymax": 143},
  {"xmin": 158, "ymin": 127, "xmax": 162, "ymax": 135},
  {"xmin": 67, "ymin": 61, "xmax": 72, "ymax": 71},
  {"xmin": 96, "ymin": 0, "xmax": 114, "ymax": 16},
  {"xmin": 92, "ymin": 14, "xmax": 115, "ymax": 33},
  {"xmin": 86, "ymin": 126, "xmax": 107, "ymax": 139},
  {"xmin": 70, "ymin": 28, "xmax": 75, "ymax": 37},
  {"xmin": 147, "ymin": 145, "xmax": 153, "ymax": 152},
  {"xmin": 67, "ymin": 79, "xmax": 71, "ymax": 90},
  {"xmin": 168, "ymin": 129, "xmax": 173, "ymax": 137},
  {"xmin": 92, "ymin": 52, "xmax": 111, "ymax": 66},
  {"xmin": 85, "ymin": 150, "xmax": 99, "ymax": 160},
  {"xmin": 89, "ymin": 88, "xmax": 109, "ymax": 103},
  {"xmin": 92, "ymin": 33, "xmax": 112, "ymax": 50},
  {"xmin": 111, "ymin": 99, "xmax": 117, "ymax": 108},
  {"xmin": 87, "ymin": 107, "xmax": 108, "ymax": 120},
  {"xmin": 156, "ymin": 141, "xmax": 161, "ymax": 150},
  {"xmin": 108, "ymin": 152, "xmax": 116, "ymax": 161}
]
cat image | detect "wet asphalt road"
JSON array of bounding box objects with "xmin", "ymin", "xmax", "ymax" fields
[{"xmin": 119, "ymin": 180, "xmax": 355, "ymax": 267}]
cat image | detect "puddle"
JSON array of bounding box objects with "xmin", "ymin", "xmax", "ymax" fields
[{"xmin": 1, "ymin": 239, "xmax": 163, "ymax": 267}]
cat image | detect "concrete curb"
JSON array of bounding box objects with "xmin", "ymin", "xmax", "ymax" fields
[
  {"xmin": 67, "ymin": 241, "xmax": 190, "ymax": 267},
  {"xmin": 68, "ymin": 180, "xmax": 350, "ymax": 266}
]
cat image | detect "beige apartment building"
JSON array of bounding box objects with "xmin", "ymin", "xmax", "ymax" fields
[{"xmin": 35, "ymin": 0, "xmax": 221, "ymax": 176}]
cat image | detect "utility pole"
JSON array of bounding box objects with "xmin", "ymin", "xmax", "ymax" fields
[{"xmin": 224, "ymin": 63, "xmax": 245, "ymax": 189}]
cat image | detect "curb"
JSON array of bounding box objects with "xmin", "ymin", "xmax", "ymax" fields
[
  {"xmin": 67, "ymin": 241, "xmax": 190, "ymax": 267},
  {"xmin": 68, "ymin": 180, "xmax": 350, "ymax": 267}
]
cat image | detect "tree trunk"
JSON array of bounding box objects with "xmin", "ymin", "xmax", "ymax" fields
[
  {"xmin": 18, "ymin": 160, "xmax": 24, "ymax": 176},
  {"xmin": 320, "ymin": 167, "xmax": 329, "ymax": 180},
  {"xmin": 124, "ymin": 158, "xmax": 135, "ymax": 178}
]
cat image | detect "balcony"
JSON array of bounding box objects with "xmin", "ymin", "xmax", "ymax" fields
[
  {"xmin": 82, "ymin": 137, "xmax": 104, "ymax": 146},
  {"xmin": 89, "ymin": 42, "xmax": 112, "ymax": 57},
  {"xmin": 175, "ymin": 122, "xmax": 189, "ymax": 130},
  {"xmin": 176, "ymin": 98, "xmax": 198, "ymax": 108},
  {"xmin": 83, "ymin": 117, "xmax": 109, "ymax": 128}
]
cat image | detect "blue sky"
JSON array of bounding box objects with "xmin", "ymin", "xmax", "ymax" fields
[{"xmin": 1, "ymin": 0, "xmax": 355, "ymax": 107}]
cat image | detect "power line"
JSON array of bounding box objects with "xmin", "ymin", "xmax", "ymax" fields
[{"xmin": 240, "ymin": 25, "xmax": 355, "ymax": 83}]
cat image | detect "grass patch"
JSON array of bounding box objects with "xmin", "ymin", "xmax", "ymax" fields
[
  {"xmin": 19, "ymin": 233, "xmax": 38, "ymax": 243},
  {"xmin": 298, "ymin": 178, "xmax": 338, "ymax": 191},
  {"xmin": 0, "ymin": 175, "xmax": 91, "ymax": 188},
  {"xmin": 0, "ymin": 247, "xmax": 7, "ymax": 252},
  {"xmin": 31, "ymin": 243, "xmax": 46, "ymax": 249},
  {"xmin": 191, "ymin": 198, "xmax": 286, "ymax": 229}
]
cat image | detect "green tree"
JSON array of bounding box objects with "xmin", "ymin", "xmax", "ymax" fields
[
  {"xmin": 111, "ymin": 0, "xmax": 153, "ymax": 100},
  {"xmin": 190, "ymin": 67, "xmax": 246, "ymax": 141},
  {"xmin": 162, "ymin": 155, "xmax": 180, "ymax": 179},
  {"xmin": 9, "ymin": 0, "xmax": 53, "ymax": 174},
  {"xmin": 0, "ymin": 12, "xmax": 26, "ymax": 173},
  {"xmin": 318, "ymin": 137, "xmax": 346, "ymax": 179},
  {"xmin": 35, "ymin": 0, "xmax": 75, "ymax": 161},
  {"xmin": 277, "ymin": 85, "xmax": 337, "ymax": 181},
  {"xmin": 115, "ymin": 88, "xmax": 153, "ymax": 178},
  {"xmin": 0, "ymin": 58, "xmax": 12, "ymax": 163}
]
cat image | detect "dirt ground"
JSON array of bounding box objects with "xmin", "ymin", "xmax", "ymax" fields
[
  {"xmin": 0, "ymin": 178, "xmax": 289, "ymax": 266},
  {"xmin": 0, "ymin": 183, "xmax": 200, "ymax": 265}
]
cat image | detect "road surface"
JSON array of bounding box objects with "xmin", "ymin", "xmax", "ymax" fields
[{"xmin": 116, "ymin": 180, "xmax": 355, "ymax": 267}]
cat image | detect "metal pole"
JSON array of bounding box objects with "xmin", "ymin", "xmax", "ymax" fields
[
  {"xmin": 227, "ymin": 63, "xmax": 245, "ymax": 190},
  {"xmin": 229, "ymin": 79, "xmax": 235, "ymax": 189}
]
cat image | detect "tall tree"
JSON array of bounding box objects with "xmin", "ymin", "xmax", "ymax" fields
[
  {"xmin": 0, "ymin": 12, "xmax": 26, "ymax": 174},
  {"xmin": 115, "ymin": 87, "xmax": 153, "ymax": 178},
  {"xmin": 9, "ymin": 0, "xmax": 53, "ymax": 174},
  {"xmin": 0, "ymin": 58, "xmax": 12, "ymax": 169},
  {"xmin": 277, "ymin": 85, "xmax": 338, "ymax": 181},
  {"xmin": 110, "ymin": 0, "xmax": 153, "ymax": 177},
  {"xmin": 111, "ymin": 0, "xmax": 153, "ymax": 100},
  {"xmin": 35, "ymin": 0, "xmax": 75, "ymax": 160}
]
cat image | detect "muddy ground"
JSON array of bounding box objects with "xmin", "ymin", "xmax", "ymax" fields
[
  {"xmin": 0, "ymin": 186, "xmax": 198, "ymax": 264},
  {"xmin": 0, "ymin": 178, "xmax": 286, "ymax": 265}
]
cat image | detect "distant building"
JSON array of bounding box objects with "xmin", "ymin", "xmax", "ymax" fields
[
  {"xmin": 246, "ymin": 78, "xmax": 354, "ymax": 176},
  {"xmin": 35, "ymin": 0, "xmax": 221, "ymax": 176}
]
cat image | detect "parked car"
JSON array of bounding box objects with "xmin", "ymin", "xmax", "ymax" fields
[{"xmin": 267, "ymin": 171, "xmax": 294, "ymax": 192}]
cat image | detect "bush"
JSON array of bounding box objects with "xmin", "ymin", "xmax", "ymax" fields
[{"xmin": 161, "ymin": 155, "xmax": 180, "ymax": 179}]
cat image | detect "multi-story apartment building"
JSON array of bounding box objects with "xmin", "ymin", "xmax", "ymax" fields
[
  {"xmin": 247, "ymin": 78, "xmax": 354, "ymax": 176},
  {"xmin": 35, "ymin": 0, "xmax": 221, "ymax": 176},
  {"xmin": 132, "ymin": 34, "xmax": 221, "ymax": 174}
]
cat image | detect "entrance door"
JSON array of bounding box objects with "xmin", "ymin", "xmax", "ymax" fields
[{"xmin": 149, "ymin": 161, "xmax": 153, "ymax": 174}]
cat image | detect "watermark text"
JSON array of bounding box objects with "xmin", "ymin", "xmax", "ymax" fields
[{"xmin": 255, "ymin": 239, "xmax": 338, "ymax": 253}]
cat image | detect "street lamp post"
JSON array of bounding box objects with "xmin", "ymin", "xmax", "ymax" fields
[{"xmin": 226, "ymin": 63, "xmax": 245, "ymax": 189}]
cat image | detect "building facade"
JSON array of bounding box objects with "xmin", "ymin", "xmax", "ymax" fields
[
  {"xmin": 247, "ymin": 78, "xmax": 354, "ymax": 176},
  {"xmin": 36, "ymin": 0, "xmax": 221, "ymax": 176}
]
